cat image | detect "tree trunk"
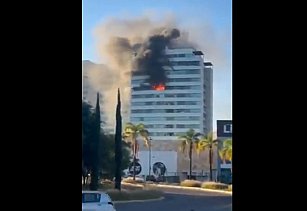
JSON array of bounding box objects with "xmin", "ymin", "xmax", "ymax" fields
[
  {"xmin": 189, "ymin": 141, "xmax": 193, "ymax": 179},
  {"xmin": 209, "ymin": 146, "xmax": 213, "ymax": 181},
  {"xmin": 90, "ymin": 167, "xmax": 99, "ymax": 190},
  {"xmin": 148, "ymin": 142, "xmax": 151, "ymax": 177}
]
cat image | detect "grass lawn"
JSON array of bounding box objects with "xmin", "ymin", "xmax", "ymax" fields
[{"xmin": 82, "ymin": 181, "xmax": 163, "ymax": 201}]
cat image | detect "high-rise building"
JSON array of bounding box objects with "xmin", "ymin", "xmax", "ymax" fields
[
  {"xmin": 130, "ymin": 47, "xmax": 213, "ymax": 141},
  {"xmin": 129, "ymin": 47, "xmax": 214, "ymax": 175}
]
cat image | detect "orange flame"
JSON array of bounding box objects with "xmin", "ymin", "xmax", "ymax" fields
[{"xmin": 152, "ymin": 83, "xmax": 165, "ymax": 91}]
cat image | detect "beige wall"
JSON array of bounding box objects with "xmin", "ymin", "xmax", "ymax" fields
[{"xmin": 138, "ymin": 139, "xmax": 218, "ymax": 173}]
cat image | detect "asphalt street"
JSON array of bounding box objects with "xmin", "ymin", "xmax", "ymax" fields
[{"xmin": 115, "ymin": 190, "xmax": 232, "ymax": 211}]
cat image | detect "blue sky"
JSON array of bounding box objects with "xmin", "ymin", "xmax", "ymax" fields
[{"xmin": 82, "ymin": 0, "xmax": 232, "ymax": 131}]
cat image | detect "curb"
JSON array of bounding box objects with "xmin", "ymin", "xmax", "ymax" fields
[
  {"xmin": 150, "ymin": 184, "xmax": 232, "ymax": 195},
  {"xmin": 122, "ymin": 182, "xmax": 144, "ymax": 187},
  {"xmin": 122, "ymin": 182, "xmax": 232, "ymax": 195},
  {"xmin": 114, "ymin": 196, "xmax": 165, "ymax": 204}
]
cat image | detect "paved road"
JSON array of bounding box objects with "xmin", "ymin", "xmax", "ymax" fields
[{"xmin": 115, "ymin": 190, "xmax": 232, "ymax": 211}]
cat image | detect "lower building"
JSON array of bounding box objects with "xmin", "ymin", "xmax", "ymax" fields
[{"xmin": 216, "ymin": 120, "xmax": 232, "ymax": 184}]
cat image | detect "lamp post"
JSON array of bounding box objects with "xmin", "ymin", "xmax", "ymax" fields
[{"xmin": 148, "ymin": 137, "xmax": 152, "ymax": 177}]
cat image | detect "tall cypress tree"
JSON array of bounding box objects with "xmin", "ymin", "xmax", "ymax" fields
[
  {"xmin": 90, "ymin": 92, "xmax": 101, "ymax": 190},
  {"xmin": 114, "ymin": 88, "xmax": 122, "ymax": 190}
]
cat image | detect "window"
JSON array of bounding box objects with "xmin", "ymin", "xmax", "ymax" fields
[
  {"xmin": 175, "ymin": 132, "xmax": 186, "ymax": 136},
  {"xmin": 166, "ymin": 85, "xmax": 201, "ymax": 90},
  {"xmin": 165, "ymin": 124, "xmax": 174, "ymax": 128},
  {"xmin": 131, "ymin": 116, "xmax": 200, "ymax": 122},
  {"xmin": 131, "ymin": 79, "xmax": 145, "ymax": 84},
  {"xmin": 177, "ymin": 101, "xmax": 200, "ymax": 105},
  {"xmin": 132, "ymin": 94, "xmax": 155, "ymax": 98},
  {"xmin": 223, "ymin": 124, "xmax": 232, "ymax": 133},
  {"xmin": 185, "ymin": 53, "xmax": 195, "ymax": 57},
  {"xmin": 166, "ymin": 54, "xmax": 186, "ymax": 58},
  {"xmin": 166, "ymin": 69, "xmax": 200, "ymax": 75},
  {"xmin": 150, "ymin": 132, "xmax": 176, "ymax": 136},
  {"xmin": 82, "ymin": 193, "xmax": 101, "ymax": 203},
  {"xmin": 131, "ymin": 102, "xmax": 157, "ymax": 106},
  {"xmin": 170, "ymin": 61, "xmax": 200, "ymax": 66},
  {"xmin": 145, "ymin": 124, "xmax": 174, "ymax": 129},
  {"xmin": 132, "ymin": 101, "xmax": 199, "ymax": 106},
  {"xmin": 172, "ymin": 78, "xmax": 200, "ymax": 82},
  {"xmin": 176, "ymin": 124, "xmax": 200, "ymax": 129},
  {"xmin": 131, "ymin": 109, "xmax": 201, "ymax": 114}
]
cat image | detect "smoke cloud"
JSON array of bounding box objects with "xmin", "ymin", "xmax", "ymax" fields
[
  {"xmin": 133, "ymin": 28, "xmax": 180, "ymax": 85},
  {"xmin": 84, "ymin": 14, "xmax": 229, "ymax": 129}
]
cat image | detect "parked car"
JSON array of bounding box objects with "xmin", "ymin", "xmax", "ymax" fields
[{"xmin": 82, "ymin": 191, "xmax": 116, "ymax": 211}]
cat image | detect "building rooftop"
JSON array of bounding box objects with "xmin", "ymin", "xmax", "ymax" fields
[
  {"xmin": 193, "ymin": 51, "xmax": 204, "ymax": 56},
  {"xmin": 204, "ymin": 62, "xmax": 213, "ymax": 66}
]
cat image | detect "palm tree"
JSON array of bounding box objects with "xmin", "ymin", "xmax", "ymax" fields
[
  {"xmin": 178, "ymin": 129, "xmax": 202, "ymax": 179},
  {"xmin": 197, "ymin": 132, "xmax": 218, "ymax": 181},
  {"xmin": 123, "ymin": 122, "xmax": 149, "ymax": 180},
  {"xmin": 219, "ymin": 139, "xmax": 232, "ymax": 171}
]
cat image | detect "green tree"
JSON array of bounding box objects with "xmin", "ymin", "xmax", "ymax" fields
[
  {"xmin": 219, "ymin": 139, "xmax": 232, "ymax": 171},
  {"xmin": 82, "ymin": 101, "xmax": 95, "ymax": 185},
  {"xmin": 197, "ymin": 132, "xmax": 218, "ymax": 181},
  {"xmin": 82, "ymin": 96, "xmax": 130, "ymax": 187},
  {"xmin": 99, "ymin": 134, "xmax": 130, "ymax": 179},
  {"xmin": 114, "ymin": 89, "xmax": 122, "ymax": 190},
  {"xmin": 89, "ymin": 93, "xmax": 101, "ymax": 190},
  {"xmin": 178, "ymin": 129, "xmax": 202, "ymax": 179},
  {"xmin": 123, "ymin": 123, "xmax": 149, "ymax": 180}
]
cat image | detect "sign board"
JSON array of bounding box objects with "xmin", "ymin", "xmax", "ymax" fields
[
  {"xmin": 153, "ymin": 162, "xmax": 166, "ymax": 176},
  {"xmin": 128, "ymin": 162, "xmax": 142, "ymax": 175},
  {"xmin": 217, "ymin": 120, "xmax": 232, "ymax": 137}
]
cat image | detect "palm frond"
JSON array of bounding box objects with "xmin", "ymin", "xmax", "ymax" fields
[
  {"xmin": 139, "ymin": 129, "xmax": 149, "ymax": 148},
  {"xmin": 207, "ymin": 132, "xmax": 213, "ymax": 141},
  {"xmin": 225, "ymin": 150, "xmax": 232, "ymax": 161},
  {"xmin": 139, "ymin": 129, "xmax": 149, "ymax": 137},
  {"xmin": 178, "ymin": 135, "xmax": 189, "ymax": 140},
  {"xmin": 219, "ymin": 148, "xmax": 226, "ymax": 162},
  {"xmin": 186, "ymin": 128, "xmax": 196, "ymax": 138},
  {"xmin": 224, "ymin": 139, "xmax": 232, "ymax": 147},
  {"xmin": 136, "ymin": 123, "xmax": 145, "ymax": 131},
  {"xmin": 125, "ymin": 122, "xmax": 136, "ymax": 130},
  {"xmin": 194, "ymin": 139, "xmax": 203, "ymax": 156},
  {"xmin": 143, "ymin": 136, "xmax": 150, "ymax": 148},
  {"xmin": 220, "ymin": 139, "xmax": 232, "ymax": 162},
  {"xmin": 179, "ymin": 139, "xmax": 188, "ymax": 153}
]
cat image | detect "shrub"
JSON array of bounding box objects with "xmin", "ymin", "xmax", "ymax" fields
[
  {"xmin": 180, "ymin": 179, "xmax": 202, "ymax": 187},
  {"xmin": 146, "ymin": 175, "xmax": 156, "ymax": 182},
  {"xmin": 201, "ymin": 182, "xmax": 229, "ymax": 190},
  {"xmin": 122, "ymin": 177, "xmax": 145, "ymax": 184}
]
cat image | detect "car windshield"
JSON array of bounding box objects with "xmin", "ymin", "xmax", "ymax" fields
[{"xmin": 82, "ymin": 193, "xmax": 101, "ymax": 203}]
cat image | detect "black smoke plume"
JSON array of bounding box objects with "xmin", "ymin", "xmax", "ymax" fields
[{"xmin": 133, "ymin": 28, "xmax": 180, "ymax": 85}]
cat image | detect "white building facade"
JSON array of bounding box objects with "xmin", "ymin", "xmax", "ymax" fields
[{"xmin": 130, "ymin": 47, "xmax": 213, "ymax": 141}]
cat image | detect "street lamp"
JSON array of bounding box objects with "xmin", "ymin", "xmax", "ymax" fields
[{"xmin": 148, "ymin": 137, "xmax": 152, "ymax": 177}]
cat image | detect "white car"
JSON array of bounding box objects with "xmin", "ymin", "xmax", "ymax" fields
[{"xmin": 82, "ymin": 191, "xmax": 116, "ymax": 211}]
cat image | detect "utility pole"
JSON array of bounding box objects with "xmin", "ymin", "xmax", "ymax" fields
[{"xmin": 148, "ymin": 137, "xmax": 152, "ymax": 177}]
